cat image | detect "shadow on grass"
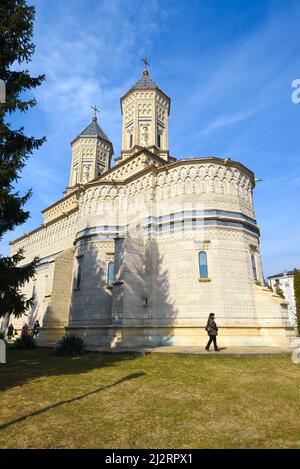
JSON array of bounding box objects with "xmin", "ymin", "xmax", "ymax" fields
[
  {"xmin": 0, "ymin": 348, "xmax": 142, "ymax": 392},
  {"xmin": 0, "ymin": 372, "xmax": 145, "ymax": 431}
]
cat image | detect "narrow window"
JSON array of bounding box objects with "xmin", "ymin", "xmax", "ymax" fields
[
  {"xmin": 157, "ymin": 132, "xmax": 161, "ymax": 148},
  {"xmin": 107, "ymin": 261, "xmax": 115, "ymax": 286},
  {"xmin": 30, "ymin": 282, "xmax": 38, "ymax": 314},
  {"xmin": 251, "ymin": 254, "xmax": 257, "ymax": 280},
  {"xmin": 129, "ymin": 134, "xmax": 133, "ymax": 148},
  {"xmin": 45, "ymin": 274, "xmax": 49, "ymax": 296},
  {"xmin": 76, "ymin": 264, "xmax": 82, "ymax": 289},
  {"xmin": 198, "ymin": 251, "xmax": 208, "ymax": 278}
]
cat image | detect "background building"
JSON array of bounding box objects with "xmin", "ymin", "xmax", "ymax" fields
[{"xmin": 268, "ymin": 271, "xmax": 298, "ymax": 327}]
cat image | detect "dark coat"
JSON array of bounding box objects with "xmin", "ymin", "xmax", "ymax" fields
[{"xmin": 205, "ymin": 316, "xmax": 218, "ymax": 336}]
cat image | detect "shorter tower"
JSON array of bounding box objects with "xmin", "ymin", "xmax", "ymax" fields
[
  {"xmin": 118, "ymin": 65, "xmax": 171, "ymax": 163},
  {"xmin": 68, "ymin": 109, "xmax": 114, "ymax": 190}
]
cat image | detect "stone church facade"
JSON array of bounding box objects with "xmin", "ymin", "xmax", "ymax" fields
[{"xmin": 8, "ymin": 67, "xmax": 298, "ymax": 347}]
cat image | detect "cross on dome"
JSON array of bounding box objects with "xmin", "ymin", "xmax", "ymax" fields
[
  {"xmin": 91, "ymin": 104, "xmax": 99, "ymax": 121},
  {"xmin": 141, "ymin": 57, "xmax": 150, "ymax": 75}
]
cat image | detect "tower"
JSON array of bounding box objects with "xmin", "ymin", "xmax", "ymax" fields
[
  {"xmin": 117, "ymin": 64, "xmax": 171, "ymax": 163},
  {"xmin": 68, "ymin": 107, "xmax": 114, "ymax": 189}
]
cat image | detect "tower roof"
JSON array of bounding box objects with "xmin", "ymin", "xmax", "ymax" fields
[
  {"xmin": 79, "ymin": 116, "xmax": 111, "ymax": 141},
  {"xmin": 132, "ymin": 68, "xmax": 160, "ymax": 90},
  {"xmin": 120, "ymin": 67, "xmax": 170, "ymax": 111},
  {"xmin": 72, "ymin": 114, "xmax": 112, "ymax": 145}
]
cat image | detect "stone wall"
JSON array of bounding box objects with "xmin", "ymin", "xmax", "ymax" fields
[{"xmin": 68, "ymin": 240, "xmax": 115, "ymax": 327}]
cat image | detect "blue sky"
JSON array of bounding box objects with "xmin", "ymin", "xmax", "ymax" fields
[{"xmin": 2, "ymin": 0, "xmax": 300, "ymax": 277}]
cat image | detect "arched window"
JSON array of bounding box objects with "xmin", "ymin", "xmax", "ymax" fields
[
  {"xmin": 107, "ymin": 261, "xmax": 115, "ymax": 286},
  {"xmin": 251, "ymin": 254, "xmax": 257, "ymax": 280},
  {"xmin": 198, "ymin": 251, "xmax": 208, "ymax": 278},
  {"xmin": 129, "ymin": 134, "xmax": 133, "ymax": 148}
]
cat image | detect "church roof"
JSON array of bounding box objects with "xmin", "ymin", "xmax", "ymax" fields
[
  {"xmin": 132, "ymin": 70, "xmax": 159, "ymax": 90},
  {"xmin": 80, "ymin": 117, "xmax": 111, "ymax": 141},
  {"xmin": 121, "ymin": 68, "xmax": 170, "ymax": 104},
  {"xmin": 268, "ymin": 270, "xmax": 297, "ymax": 279},
  {"xmin": 72, "ymin": 115, "xmax": 112, "ymax": 144}
]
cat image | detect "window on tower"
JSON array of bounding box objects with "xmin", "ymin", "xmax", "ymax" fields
[
  {"xmin": 76, "ymin": 263, "xmax": 82, "ymax": 289},
  {"xmin": 107, "ymin": 261, "xmax": 115, "ymax": 286},
  {"xmin": 129, "ymin": 134, "xmax": 133, "ymax": 148},
  {"xmin": 198, "ymin": 251, "xmax": 208, "ymax": 279},
  {"xmin": 251, "ymin": 254, "xmax": 257, "ymax": 280},
  {"xmin": 157, "ymin": 131, "xmax": 161, "ymax": 148}
]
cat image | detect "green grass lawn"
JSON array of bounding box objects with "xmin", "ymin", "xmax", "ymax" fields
[{"xmin": 0, "ymin": 348, "xmax": 300, "ymax": 448}]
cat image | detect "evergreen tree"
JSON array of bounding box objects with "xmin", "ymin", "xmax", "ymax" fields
[
  {"xmin": 0, "ymin": 0, "xmax": 45, "ymax": 318},
  {"xmin": 294, "ymin": 269, "xmax": 300, "ymax": 335}
]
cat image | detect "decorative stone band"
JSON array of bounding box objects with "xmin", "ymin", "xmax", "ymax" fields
[
  {"xmin": 74, "ymin": 209, "xmax": 259, "ymax": 245},
  {"xmin": 11, "ymin": 250, "xmax": 63, "ymax": 272},
  {"xmin": 36, "ymin": 251, "xmax": 62, "ymax": 268},
  {"xmin": 66, "ymin": 321, "xmax": 293, "ymax": 329},
  {"xmin": 146, "ymin": 209, "xmax": 257, "ymax": 225}
]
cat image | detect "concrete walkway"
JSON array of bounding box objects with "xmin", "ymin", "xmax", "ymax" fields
[
  {"xmin": 87, "ymin": 345, "xmax": 296, "ymax": 357},
  {"xmin": 36, "ymin": 341, "xmax": 299, "ymax": 356}
]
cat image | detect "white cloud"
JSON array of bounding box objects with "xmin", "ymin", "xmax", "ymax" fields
[{"xmin": 24, "ymin": 0, "xmax": 174, "ymax": 164}]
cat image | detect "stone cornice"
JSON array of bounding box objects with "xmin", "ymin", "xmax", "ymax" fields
[
  {"xmin": 164, "ymin": 157, "xmax": 255, "ymax": 187},
  {"xmin": 10, "ymin": 206, "xmax": 80, "ymax": 245},
  {"xmin": 70, "ymin": 132, "xmax": 114, "ymax": 148},
  {"xmin": 120, "ymin": 86, "xmax": 171, "ymax": 115},
  {"xmin": 9, "ymin": 224, "xmax": 45, "ymax": 245},
  {"xmin": 41, "ymin": 187, "xmax": 83, "ymax": 214},
  {"xmin": 86, "ymin": 155, "xmax": 255, "ymax": 188}
]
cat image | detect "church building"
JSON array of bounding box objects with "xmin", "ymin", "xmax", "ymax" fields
[{"xmin": 8, "ymin": 66, "xmax": 298, "ymax": 347}]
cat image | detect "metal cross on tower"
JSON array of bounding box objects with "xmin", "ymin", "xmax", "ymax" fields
[
  {"xmin": 141, "ymin": 57, "xmax": 150, "ymax": 69},
  {"xmin": 91, "ymin": 104, "xmax": 99, "ymax": 120}
]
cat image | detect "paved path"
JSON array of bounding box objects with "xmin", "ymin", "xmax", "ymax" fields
[
  {"xmin": 36, "ymin": 342, "xmax": 298, "ymax": 356},
  {"xmin": 87, "ymin": 345, "xmax": 296, "ymax": 356}
]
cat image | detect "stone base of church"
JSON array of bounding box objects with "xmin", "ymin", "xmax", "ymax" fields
[
  {"xmin": 63, "ymin": 324, "xmax": 298, "ymax": 348},
  {"xmin": 11, "ymin": 323, "xmax": 298, "ymax": 349},
  {"xmin": 37, "ymin": 326, "xmax": 67, "ymax": 344}
]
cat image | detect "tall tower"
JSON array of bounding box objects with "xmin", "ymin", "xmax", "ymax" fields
[
  {"xmin": 67, "ymin": 108, "xmax": 114, "ymax": 190},
  {"xmin": 117, "ymin": 64, "xmax": 171, "ymax": 163}
]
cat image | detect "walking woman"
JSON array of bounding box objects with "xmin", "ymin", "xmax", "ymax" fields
[
  {"xmin": 205, "ymin": 313, "xmax": 220, "ymax": 352},
  {"xmin": 21, "ymin": 323, "xmax": 29, "ymax": 338}
]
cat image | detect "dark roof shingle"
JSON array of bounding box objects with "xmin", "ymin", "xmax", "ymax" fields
[
  {"xmin": 79, "ymin": 117, "xmax": 111, "ymax": 143},
  {"xmin": 132, "ymin": 73, "xmax": 159, "ymax": 90}
]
